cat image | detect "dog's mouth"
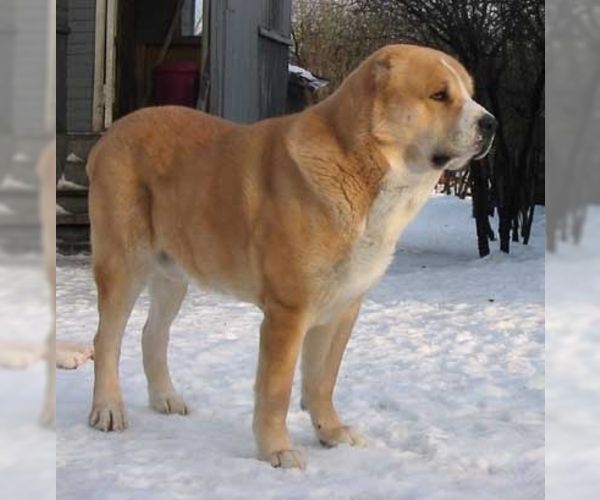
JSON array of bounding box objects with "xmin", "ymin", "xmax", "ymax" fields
[
  {"xmin": 431, "ymin": 133, "xmax": 496, "ymax": 169},
  {"xmin": 431, "ymin": 153, "xmax": 452, "ymax": 169},
  {"xmin": 474, "ymin": 134, "xmax": 495, "ymax": 161}
]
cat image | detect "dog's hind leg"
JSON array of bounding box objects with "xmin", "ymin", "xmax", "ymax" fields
[
  {"xmin": 142, "ymin": 264, "xmax": 190, "ymax": 415},
  {"xmin": 87, "ymin": 151, "xmax": 155, "ymax": 431},
  {"xmin": 88, "ymin": 251, "xmax": 149, "ymax": 432}
]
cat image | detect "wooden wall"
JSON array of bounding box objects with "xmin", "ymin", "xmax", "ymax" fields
[{"xmin": 66, "ymin": 0, "xmax": 96, "ymax": 132}]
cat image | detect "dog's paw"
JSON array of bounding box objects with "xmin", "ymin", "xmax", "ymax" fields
[
  {"xmin": 39, "ymin": 400, "xmax": 56, "ymax": 429},
  {"xmin": 318, "ymin": 425, "xmax": 368, "ymax": 448},
  {"xmin": 149, "ymin": 391, "xmax": 190, "ymax": 415},
  {"xmin": 88, "ymin": 400, "xmax": 128, "ymax": 431},
  {"xmin": 56, "ymin": 344, "xmax": 93, "ymax": 370},
  {"xmin": 269, "ymin": 449, "xmax": 306, "ymax": 469}
]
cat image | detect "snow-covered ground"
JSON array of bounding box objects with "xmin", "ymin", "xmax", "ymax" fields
[
  {"xmin": 52, "ymin": 195, "xmax": 544, "ymax": 499},
  {"xmin": 4, "ymin": 194, "xmax": 547, "ymax": 499},
  {"xmin": 0, "ymin": 255, "xmax": 55, "ymax": 500},
  {"xmin": 546, "ymin": 206, "xmax": 600, "ymax": 500}
]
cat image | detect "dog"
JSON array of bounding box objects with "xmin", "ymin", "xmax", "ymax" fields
[{"xmin": 87, "ymin": 44, "xmax": 496, "ymax": 468}]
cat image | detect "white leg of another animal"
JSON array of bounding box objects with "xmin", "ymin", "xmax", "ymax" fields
[
  {"xmin": 56, "ymin": 342, "xmax": 94, "ymax": 369},
  {"xmin": 0, "ymin": 342, "xmax": 45, "ymax": 369}
]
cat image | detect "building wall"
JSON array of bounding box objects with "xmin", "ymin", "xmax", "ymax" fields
[
  {"xmin": 210, "ymin": 0, "xmax": 291, "ymax": 123},
  {"xmin": 0, "ymin": 0, "xmax": 54, "ymax": 184},
  {"xmin": 0, "ymin": 1, "xmax": 16, "ymax": 137},
  {"xmin": 65, "ymin": 0, "xmax": 190, "ymax": 132},
  {"xmin": 258, "ymin": 0, "xmax": 292, "ymax": 119},
  {"xmin": 67, "ymin": 0, "xmax": 96, "ymax": 132},
  {"xmin": 0, "ymin": 0, "xmax": 50, "ymax": 138},
  {"xmin": 13, "ymin": 0, "xmax": 50, "ymax": 137},
  {"xmin": 62, "ymin": 0, "xmax": 291, "ymax": 131}
]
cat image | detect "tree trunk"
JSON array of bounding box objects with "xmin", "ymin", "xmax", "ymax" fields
[{"xmin": 471, "ymin": 164, "xmax": 491, "ymax": 257}]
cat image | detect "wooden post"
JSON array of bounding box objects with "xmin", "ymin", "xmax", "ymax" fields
[
  {"xmin": 198, "ymin": 0, "xmax": 211, "ymax": 110},
  {"xmin": 56, "ymin": 0, "xmax": 69, "ymax": 181},
  {"xmin": 103, "ymin": 0, "xmax": 118, "ymax": 128},
  {"xmin": 92, "ymin": 0, "xmax": 107, "ymax": 131},
  {"xmin": 45, "ymin": 0, "xmax": 56, "ymax": 133}
]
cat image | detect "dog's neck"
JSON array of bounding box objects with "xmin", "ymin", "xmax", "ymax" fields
[
  {"xmin": 286, "ymin": 64, "xmax": 442, "ymax": 230},
  {"xmin": 313, "ymin": 75, "xmax": 440, "ymax": 196}
]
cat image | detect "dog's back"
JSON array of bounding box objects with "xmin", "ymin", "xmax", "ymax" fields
[{"xmin": 86, "ymin": 106, "xmax": 262, "ymax": 298}]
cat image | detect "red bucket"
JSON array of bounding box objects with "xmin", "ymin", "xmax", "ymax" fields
[{"xmin": 152, "ymin": 62, "xmax": 200, "ymax": 107}]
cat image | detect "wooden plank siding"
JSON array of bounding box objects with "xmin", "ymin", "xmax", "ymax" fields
[
  {"xmin": 62, "ymin": 0, "xmax": 291, "ymax": 130},
  {"xmin": 0, "ymin": 0, "xmax": 50, "ymax": 137},
  {"xmin": 13, "ymin": 0, "xmax": 50, "ymax": 137},
  {"xmin": 67, "ymin": 0, "xmax": 96, "ymax": 132},
  {"xmin": 209, "ymin": 0, "xmax": 292, "ymax": 124},
  {"xmin": 0, "ymin": 1, "xmax": 16, "ymax": 137},
  {"xmin": 222, "ymin": 0, "xmax": 262, "ymax": 123},
  {"xmin": 258, "ymin": 0, "xmax": 292, "ymax": 120}
]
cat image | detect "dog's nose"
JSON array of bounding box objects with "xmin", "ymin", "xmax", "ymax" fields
[{"xmin": 478, "ymin": 114, "xmax": 497, "ymax": 136}]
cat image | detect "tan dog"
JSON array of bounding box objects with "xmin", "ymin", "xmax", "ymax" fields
[{"xmin": 87, "ymin": 45, "xmax": 496, "ymax": 468}]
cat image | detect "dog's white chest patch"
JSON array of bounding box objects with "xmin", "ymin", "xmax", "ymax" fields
[{"xmin": 339, "ymin": 169, "xmax": 439, "ymax": 301}]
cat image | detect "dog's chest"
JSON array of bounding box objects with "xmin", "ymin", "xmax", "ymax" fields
[{"xmin": 336, "ymin": 174, "xmax": 436, "ymax": 301}]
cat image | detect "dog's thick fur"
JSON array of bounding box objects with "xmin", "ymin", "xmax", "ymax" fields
[{"xmin": 87, "ymin": 45, "xmax": 495, "ymax": 468}]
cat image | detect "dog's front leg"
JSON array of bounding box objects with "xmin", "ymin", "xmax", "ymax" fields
[
  {"xmin": 253, "ymin": 306, "xmax": 307, "ymax": 469},
  {"xmin": 301, "ymin": 299, "xmax": 368, "ymax": 448}
]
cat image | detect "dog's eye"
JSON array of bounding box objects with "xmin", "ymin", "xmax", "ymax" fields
[{"xmin": 430, "ymin": 90, "xmax": 449, "ymax": 102}]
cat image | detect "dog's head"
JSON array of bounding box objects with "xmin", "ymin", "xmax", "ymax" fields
[{"xmin": 366, "ymin": 45, "xmax": 496, "ymax": 171}]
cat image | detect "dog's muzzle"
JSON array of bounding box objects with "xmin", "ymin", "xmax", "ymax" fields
[
  {"xmin": 474, "ymin": 112, "xmax": 497, "ymax": 160},
  {"xmin": 478, "ymin": 113, "xmax": 498, "ymax": 138}
]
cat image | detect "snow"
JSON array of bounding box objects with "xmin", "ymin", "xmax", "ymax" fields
[
  {"xmin": 546, "ymin": 205, "xmax": 600, "ymax": 500},
  {"xmin": 5, "ymin": 194, "xmax": 546, "ymax": 499},
  {"xmin": 66, "ymin": 153, "xmax": 85, "ymax": 164},
  {"xmin": 288, "ymin": 64, "xmax": 329, "ymax": 90},
  {"xmin": 1, "ymin": 175, "xmax": 36, "ymax": 191},
  {"xmin": 0, "ymin": 202, "xmax": 15, "ymax": 215},
  {"xmin": 0, "ymin": 257, "xmax": 55, "ymax": 500},
  {"xmin": 57, "ymin": 174, "xmax": 87, "ymax": 191},
  {"xmin": 12, "ymin": 152, "xmax": 31, "ymax": 163},
  {"xmin": 56, "ymin": 204, "xmax": 71, "ymax": 215}
]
